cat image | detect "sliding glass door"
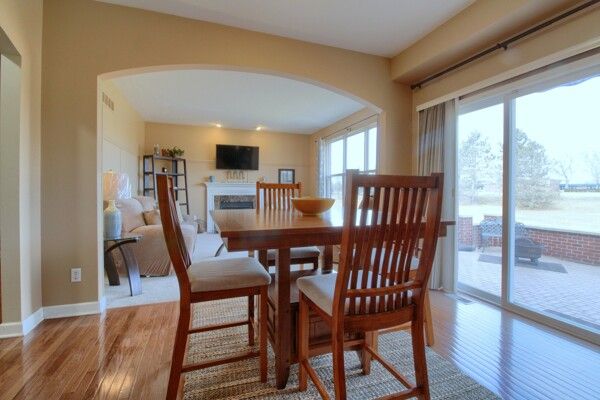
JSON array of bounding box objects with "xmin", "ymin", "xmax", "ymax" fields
[
  {"xmin": 457, "ymin": 101, "xmax": 504, "ymax": 300},
  {"xmin": 510, "ymin": 74, "xmax": 600, "ymax": 336},
  {"xmin": 456, "ymin": 65, "xmax": 600, "ymax": 342}
]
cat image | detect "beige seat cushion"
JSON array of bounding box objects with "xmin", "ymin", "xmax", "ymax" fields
[
  {"xmin": 297, "ymin": 266, "xmax": 418, "ymax": 316},
  {"xmin": 188, "ymin": 257, "xmax": 271, "ymax": 293},
  {"xmin": 267, "ymin": 246, "xmax": 320, "ymax": 261},
  {"xmin": 297, "ymin": 271, "xmax": 384, "ymax": 316}
]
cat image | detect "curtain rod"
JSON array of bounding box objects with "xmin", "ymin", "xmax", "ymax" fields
[
  {"xmin": 458, "ymin": 46, "xmax": 600, "ymax": 101},
  {"xmin": 314, "ymin": 113, "xmax": 378, "ymax": 142},
  {"xmin": 411, "ymin": 0, "xmax": 600, "ymax": 90}
]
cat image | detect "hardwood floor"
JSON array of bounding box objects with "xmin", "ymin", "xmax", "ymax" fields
[
  {"xmin": 0, "ymin": 292, "xmax": 598, "ymax": 399},
  {"xmin": 428, "ymin": 291, "xmax": 600, "ymax": 400},
  {"xmin": 0, "ymin": 304, "xmax": 178, "ymax": 400}
]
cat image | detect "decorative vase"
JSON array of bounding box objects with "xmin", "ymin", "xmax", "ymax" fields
[{"xmin": 103, "ymin": 200, "xmax": 122, "ymax": 239}]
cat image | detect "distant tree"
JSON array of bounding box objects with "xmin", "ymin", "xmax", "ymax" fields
[
  {"xmin": 554, "ymin": 157, "xmax": 573, "ymax": 189},
  {"xmin": 587, "ymin": 152, "xmax": 600, "ymax": 188},
  {"xmin": 515, "ymin": 129, "xmax": 559, "ymax": 208},
  {"xmin": 458, "ymin": 131, "xmax": 499, "ymax": 203}
]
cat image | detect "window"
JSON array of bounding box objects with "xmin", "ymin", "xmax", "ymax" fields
[{"xmin": 325, "ymin": 123, "xmax": 377, "ymax": 208}]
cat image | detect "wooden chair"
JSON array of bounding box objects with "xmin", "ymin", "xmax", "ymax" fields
[
  {"xmin": 157, "ymin": 175, "xmax": 271, "ymax": 399},
  {"xmin": 360, "ymin": 195, "xmax": 436, "ymax": 346},
  {"xmin": 297, "ymin": 173, "xmax": 443, "ymax": 400},
  {"xmin": 256, "ymin": 181, "xmax": 320, "ymax": 270}
]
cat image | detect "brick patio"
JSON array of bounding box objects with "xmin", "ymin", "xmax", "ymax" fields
[{"xmin": 458, "ymin": 248, "xmax": 600, "ymax": 331}]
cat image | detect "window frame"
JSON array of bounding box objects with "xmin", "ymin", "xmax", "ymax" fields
[{"xmin": 324, "ymin": 121, "xmax": 378, "ymax": 202}]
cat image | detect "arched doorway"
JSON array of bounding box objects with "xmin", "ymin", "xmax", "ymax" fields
[{"xmin": 97, "ymin": 65, "xmax": 382, "ymax": 306}]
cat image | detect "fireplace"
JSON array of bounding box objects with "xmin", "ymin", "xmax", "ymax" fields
[
  {"xmin": 203, "ymin": 182, "xmax": 256, "ymax": 233},
  {"xmin": 214, "ymin": 195, "xmax": 255, "ymax": 210}
]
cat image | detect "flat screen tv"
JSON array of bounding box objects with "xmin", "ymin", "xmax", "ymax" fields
[{"xmin": 216, "ymin": 144, "xmax": 259, "ymax": 170}]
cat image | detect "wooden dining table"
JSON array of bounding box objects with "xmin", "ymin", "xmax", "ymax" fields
[{"xmin": 211, "ymin": 207, "xmax": 454, "ymax": 389}]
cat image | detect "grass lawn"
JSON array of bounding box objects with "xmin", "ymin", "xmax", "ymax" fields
[{"xmin": 459, "ymin": 191, "xmax": 600, "ymax": 234}]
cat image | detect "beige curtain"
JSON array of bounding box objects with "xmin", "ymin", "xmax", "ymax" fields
[
  {"xmin": 418, "ymin": 100, "xmax": 456, "ymax": 291},
  {"xmin": 418, "ymin": 104, "xmax": 445, "ymax": 175}
]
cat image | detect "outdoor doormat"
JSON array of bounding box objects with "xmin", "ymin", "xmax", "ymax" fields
[{"xmin": 478, "ymin": 254, "xmax": 567, "ymax": 273}]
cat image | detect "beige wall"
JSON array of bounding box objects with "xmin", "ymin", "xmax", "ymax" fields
[
  {"xmin": 41, "ymin": 0, "xmax": 410, "ymax": 307},
  {"xmin": 101, "ymin": 80, "xmax": 145, "ymax": 195},
  {"xmin": 0, "ymin": 0, "xmax": 42, "ymax": 324},
  {"xmin": 145, "ymin": 123, "xmax": 313, "ymax": 222},
  {"xmin": 409, "ymin": 4, "xmax": 600, "ymax": 171}
]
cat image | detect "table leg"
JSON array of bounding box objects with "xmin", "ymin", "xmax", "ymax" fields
[
  {"xmin": 322, "ymin": 245, "xmax": 334, "ymax": 273},
  {"xmin": 104, "ymin": 250, "xmax": 121, "ymax": 286},
  {"xmin": 118, "ymin": 244, "xmax": 142, "ymax": 296},
  {"xmin": 274, "ymin": 247, "xmax": 291, "ymax": 389},
  {"xmin": 258, "ymin": 249, "xmax": 268, "ymax": 271}
]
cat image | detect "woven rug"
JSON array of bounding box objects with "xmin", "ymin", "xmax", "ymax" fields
[{"xmin": 183, "ymin": 298, "xmax": 498, "ymax": 400}]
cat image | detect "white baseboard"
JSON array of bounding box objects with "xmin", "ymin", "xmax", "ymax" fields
[
  {"xmin": 0, "ymin": 307, "xmax": 45, "ymax": 338},
  {"xmin": 43, "ymin": 301, "xmax": 103, "ymax": 319},
  {"xmin": 0, "ymin": 301, "xmax": 105, "ymax": 338},
  {"xmin": 22, "ymin": 307, "xmax": 44, "ymax": 335},
  {"xmin": 0, "ymin": 321, "xmax": 23, "ymax": 338}
]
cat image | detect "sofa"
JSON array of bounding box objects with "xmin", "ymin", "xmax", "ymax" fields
[{"xmin": 114, "ymin": 196, "xmax": 197, "ymax": 276}]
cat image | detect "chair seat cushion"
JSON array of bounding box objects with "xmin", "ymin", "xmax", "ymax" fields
[
  {"xmin": 267, "ymin": 246, "xmax": 320, "ymax": 261},
  {"xmin": 297, "ymin": 259, "xmax": 420, "ymax": 316},
  {"xmin": 298, "ymin": 271, "xmax": 385, "ymax": 316},
  {"xmin": 297, "ymin": 272, "xmax": 338, "ymax": 315},
  {"xmin": 188, "ymin": 257, "xmax": 271, "ymax": 293}
]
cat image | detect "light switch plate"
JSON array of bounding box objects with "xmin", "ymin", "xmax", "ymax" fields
[{"xmin": 71, "ymin": 268, "xmax": 82, "ymax": 283}]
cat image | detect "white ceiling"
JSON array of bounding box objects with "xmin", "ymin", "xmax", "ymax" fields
[
  {"xmin": 111, "ymin": 69, "xmax": 366, "ymax": 134},
  {"xmin": 97, "ymin": 0, "xmax": 474, "ymax": 57}
]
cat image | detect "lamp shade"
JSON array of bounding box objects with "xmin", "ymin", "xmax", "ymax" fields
[{"xmin": 102, "ymin": 171, "xmax": 131, "ymax": 201}]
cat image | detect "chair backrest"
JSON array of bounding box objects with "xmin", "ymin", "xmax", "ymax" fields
[
  {"xmin": 157, "ymin": 175, "xmax": 192, "ymax": 295},
  {"xmin": 256, "ymin": 181, "xmax": 302, "ymax": 210},
  {"xmin": 333, "ymin": 172, "xmax": 443, "ymax": 324}
]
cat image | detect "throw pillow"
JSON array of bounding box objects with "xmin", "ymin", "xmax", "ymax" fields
[
  {"xmin": 116, "ymin": 198, "xmax": 146, "ymax": 232},
  {"xmin": 143, "ymin": 209, "xmax": 162, "ymax": 225}
]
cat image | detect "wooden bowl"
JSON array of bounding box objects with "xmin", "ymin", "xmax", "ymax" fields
[{"xmin": 291, "ymin": 197, "xmax": 335, "ymax": 215}]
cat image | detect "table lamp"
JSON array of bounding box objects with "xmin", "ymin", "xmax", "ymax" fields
[{"xmin": 103, "ymin": 170, "xmax": 131, "ymax": 239}]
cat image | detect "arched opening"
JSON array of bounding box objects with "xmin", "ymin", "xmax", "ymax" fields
[
  {"xmin": 0, "ymin": 26, "xmax": 22, "ymax": 328},
  {"xmin": 96, "ymin": 65, "xmax": 382, "ymax": 307}
]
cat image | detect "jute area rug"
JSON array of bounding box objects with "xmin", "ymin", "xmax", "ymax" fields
[{"xmin": 183, "ymin": 298, "xmax": 498, "ymax": 400}]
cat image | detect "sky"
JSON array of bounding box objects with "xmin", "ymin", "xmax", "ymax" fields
[{"xmin": 459, "ymin": 75, "xmax": 600, "ymax": 184}]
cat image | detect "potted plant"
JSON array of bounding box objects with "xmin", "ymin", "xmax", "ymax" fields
[{"xmin": 167, "ymin": 147, "xmax": 185, "ymax": 158}]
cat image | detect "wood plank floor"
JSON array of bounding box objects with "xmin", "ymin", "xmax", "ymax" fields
[{"xmin": 0, "ymin": 292, "xmax": 598, "ymax": 399}]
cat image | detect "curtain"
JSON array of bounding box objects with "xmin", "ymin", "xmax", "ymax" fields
[
  {"xmin": 418, "ymin": 100, "xmax": 457, "ymax": 292},
  {"xmin": 316, "ymin": 138, "xmax": 326, "ymax": 196}
]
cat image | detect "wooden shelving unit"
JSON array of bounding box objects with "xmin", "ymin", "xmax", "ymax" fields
[{"xmin": 143, "ymin": 155, "xmax": 189, "ymax": 214}]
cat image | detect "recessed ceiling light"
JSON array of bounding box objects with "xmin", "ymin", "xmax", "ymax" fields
[
  {"xmin": 256, "ymin": 126, "xmax": 262, "ymax": 131},
  {"xmin": 215, "ymin": 123, "xmax": 222, "ymax": 128}
]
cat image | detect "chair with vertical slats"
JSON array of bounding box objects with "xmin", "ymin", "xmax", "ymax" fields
[
  {"xmin": 359, "ymin": 194, "xmax": 436, "ymax": 346},
  {"xmin": 296, "ymin": 172, "xmax": 443, "ymax": 400},
  {"xmin": 157, "ymin": 175, "xmax": 271, "ymax": 399},
  {"xmin": 256, "ymin": 181, "xmax": 320, "ymax": 270}
]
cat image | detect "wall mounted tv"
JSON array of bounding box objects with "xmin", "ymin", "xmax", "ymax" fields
[{"xmin": 216, "ymin": 144, "xmax": 259, "ymax": 170}]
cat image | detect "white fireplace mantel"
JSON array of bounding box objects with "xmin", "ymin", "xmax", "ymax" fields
[{"xmin": 203, "ymin": 182, "xmax": 255, "ymax": 233}]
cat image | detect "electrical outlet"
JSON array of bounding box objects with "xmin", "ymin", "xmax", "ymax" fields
[{"xmin": 71, "ymin": 268, "xmax": 82, "ymax": 283}]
